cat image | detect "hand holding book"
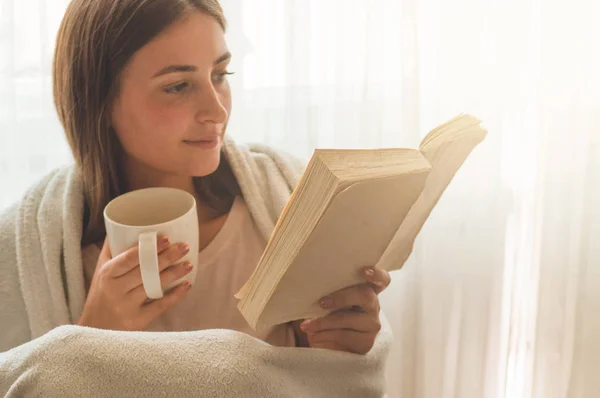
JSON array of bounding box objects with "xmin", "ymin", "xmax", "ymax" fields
[{"xmin": 292, "ymin": 266, "xmax": 392, "ymax": 354}]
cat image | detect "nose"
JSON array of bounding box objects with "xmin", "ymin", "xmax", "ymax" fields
[{"xmin": 194, "ymin": 84, "xmax": 228, "ymax": 125}]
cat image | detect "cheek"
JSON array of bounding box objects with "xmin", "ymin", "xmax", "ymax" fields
[{"xmin": 113, "ymin": 91, "xmax": 192, "ymax": 157}]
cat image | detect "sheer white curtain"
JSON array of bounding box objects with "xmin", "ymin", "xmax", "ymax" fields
[{"xmin": 1, "ymin": 1, "xmax": 599, "ymax": 397}]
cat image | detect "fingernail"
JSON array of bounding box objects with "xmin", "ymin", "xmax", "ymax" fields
[
  {"xmin": 183, "ymin": 282, "xmax": 192, "ymax": 290},
  {"xmin": 179, "ymin": 243, "xmax": 190, "ymax": 254},
  {"xmin": 158, "ymin": 237, "xmax": 170, "ymax": 248},
  {"xmin": 183, "ymin": 262, "xmax": 193, "ymax": 271},
  {"xmin": 320, "ymin": 297, "xmax": 333, "ymax": 309},
  {"xmin": 300, "ymin": 319, "xmax": 312, "ymax": 332},
  {"xmin": 364, "ymin": 268, "xmax": 375, "ymax": 278}
]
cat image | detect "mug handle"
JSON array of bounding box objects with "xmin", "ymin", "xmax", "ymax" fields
[{"xmin": 138, "ymin": 231, "xmax": 164, "ymax": 299}]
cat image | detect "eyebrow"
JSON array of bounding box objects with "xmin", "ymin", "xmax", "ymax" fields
[
  {"xmin": 214, "ymin": 51, "xmax": 232, "ymax": 65},
  {"xmin": 153, "ymin": 52, "xmax": 232, "ymax": 78}
]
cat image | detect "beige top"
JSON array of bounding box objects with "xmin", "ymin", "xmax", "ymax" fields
[{"xmin": 81, "ymin": 196, "xmax": 296, "ymax": 347}]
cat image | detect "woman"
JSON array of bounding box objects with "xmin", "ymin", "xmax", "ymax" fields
[{"xmin": 0, "ymin": 0, "xmax": 392, "ymax": 395}]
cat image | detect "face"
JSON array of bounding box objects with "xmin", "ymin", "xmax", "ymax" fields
[{"xmin": 111, "ymin": 11, "xmax": 232, "ymax": 185}]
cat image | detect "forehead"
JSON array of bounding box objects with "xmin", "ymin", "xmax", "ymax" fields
[{"xmin": 125, "ymin": 11, "xmax": 228, "ymax": 76}]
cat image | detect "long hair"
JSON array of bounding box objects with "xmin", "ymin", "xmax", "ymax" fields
[{"xmin": 53, "ymin": 0, "xmax": 239, "ymax": 246}]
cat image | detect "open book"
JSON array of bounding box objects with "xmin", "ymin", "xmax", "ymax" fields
[{"xmin": 236, "ymin": 114, "xmax": 488, "ymax": 330}]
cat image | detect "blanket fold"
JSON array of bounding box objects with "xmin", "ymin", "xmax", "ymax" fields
[
  {"xmin": 0, "ymin": 138, "xmax": 392, "ymax": 397},
  {"xmin": 1, "ymin": 324, "xmax": 390, "ymax": 397}
]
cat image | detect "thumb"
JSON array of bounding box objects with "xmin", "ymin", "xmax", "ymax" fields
[{"xmin": 95, "ymin": 238, "xmax": 113, "ymax": 274}]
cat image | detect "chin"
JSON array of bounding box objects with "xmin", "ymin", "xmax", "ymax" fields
[{"xmin": 186, "ymin": 148, "xmax": 222, "ymax": 177}]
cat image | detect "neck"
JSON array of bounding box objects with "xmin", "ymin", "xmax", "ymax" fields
[
  {"xmin": 126, "ymin": 169, "xmax": 196, "ymax": 197},
  {"xmin": 122, "ymin": 159, "xmax": 219, "ymax": 224}
]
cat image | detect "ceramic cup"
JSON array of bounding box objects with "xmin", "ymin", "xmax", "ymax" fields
[{"xmin": 104, "ymin": 187, "xmax": 199, "ymax": 299}]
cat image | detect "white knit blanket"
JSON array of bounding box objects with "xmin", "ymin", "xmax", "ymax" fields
[{"xmin": 0, "ymin": 324, "xmax": 391, "ymax": 397}]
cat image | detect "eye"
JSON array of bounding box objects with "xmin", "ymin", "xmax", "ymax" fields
[
  {"xmin": 213, "ymin": 71, "xmax": 234, "ymax": 85},
  {"xmin": 164, "ymin": 81, "xmax": 190, "ymax": 94}
]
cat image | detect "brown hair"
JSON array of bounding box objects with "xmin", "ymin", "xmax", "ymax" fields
[{"xmin": 53, "ymin": 0, "xmax": 239, "ymax": 246}]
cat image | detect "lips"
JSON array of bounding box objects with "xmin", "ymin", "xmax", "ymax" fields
[
  {"xmin": 183, "ymin": 136, "xmax": 220, "ymax": 143},
  {"xmin": 183, "ymin": 136, "xmax": 220, "ymax": 149}
]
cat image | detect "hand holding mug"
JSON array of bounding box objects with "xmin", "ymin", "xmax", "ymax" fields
[
  {"xmin": 78, "ymin": 236, "xmax": 193, "ymax": 331},
  {"xmin": 78, "ymin": 187, "xmax": 200, "ymax": 331}
]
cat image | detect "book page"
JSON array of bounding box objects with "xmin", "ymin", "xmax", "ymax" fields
[
  {"xmin": 376, "ymin": 122, "xmax": 487, "ymax": 271},
  {"xmin": 419, "ymin": 114, "xmax": 482, "ymax": 150}
]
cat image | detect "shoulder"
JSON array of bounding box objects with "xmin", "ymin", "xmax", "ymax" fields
[
  {"xmin": 0, "ymin": 165, "xmax": 73, "ymax": 264},
  {"xmin": 224, "ymin": 138, "xmax": 308, "ymax": 189},
  {"xmin": 246, "ymin": 142, "xmax": 307, "ymax": 176},
  {"xmin": 0, "ymin": 166, "xmax": 74, "ymax": 241}
]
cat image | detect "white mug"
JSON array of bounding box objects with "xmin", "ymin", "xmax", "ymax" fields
[{"xmin": 103, "ymin": 188, "xmax": 199, "ymax": 299}]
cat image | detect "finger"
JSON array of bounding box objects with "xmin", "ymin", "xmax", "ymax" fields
[
  {"xmin": 362, "ymin": 267, "xmax": 392, "ymax": 294},
  {"xmin": 99, "ymin": 238, "xmax": 112, "ymax": 262},
  {"xmin": 118, "ymin": 239, "xmax": 187, "ymax": 289},
  {"xmin": 319, "ymin": 284, "xmax": 379, "ymax": 314},
  {"xmin": 308, "ymin": 329, "xmax": 377, "ymax": 355},
  {"xmin": 122, "ymin": 259, "xmax": 194, "ymax": 293},
  {"xmin": 157, "ymin": 242, "xmax": 190, "ymax": 272},
  {"xmin": 128, "ymin": 262, "xmax": 194, "ymax": 301},
  {"xmin": 158, "ymin": 262, "xmax": 194, "ymax": 291},
  {"xmin": 93, "ymin": 239, "xmax": 113, "ymax": 277},
  {"xmin": 139, "ymin": 281, "xmax": 192, "ymax": 323},
  {"xmin": 105, "ymin": 236, "xmax": 171, "ymax": 278},
  {"xmin": 300, "ymin": 312, "xmax": 381, "ymax": 334}
]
